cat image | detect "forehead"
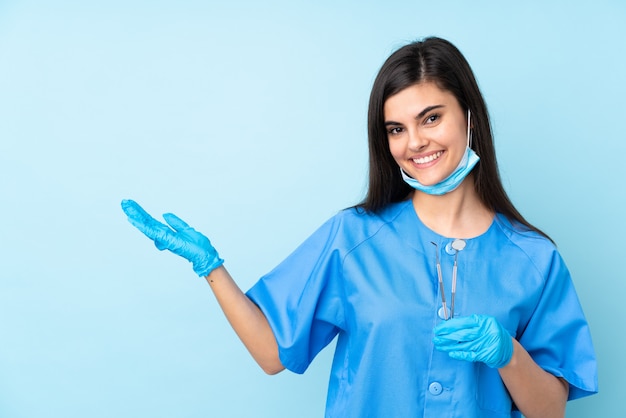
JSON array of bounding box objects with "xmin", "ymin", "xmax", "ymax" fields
[{"xmin": 384, "ymin": 82, "xmax": 458, "ymax": 116}]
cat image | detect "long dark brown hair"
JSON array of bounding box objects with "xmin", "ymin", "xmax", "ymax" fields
[{"xmin": 357, "ymin": 37, "xmax": 551, "ymax": 241}]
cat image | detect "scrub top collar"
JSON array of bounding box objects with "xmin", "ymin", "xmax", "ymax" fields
[{"xmin": 387, "ymin": 199, "xmax": 498, "ymax": 255}]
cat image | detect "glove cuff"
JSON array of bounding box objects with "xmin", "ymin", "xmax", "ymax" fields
[{"xmin": 194, "ymin": 256, "xmax": 225, "ymax": 277}]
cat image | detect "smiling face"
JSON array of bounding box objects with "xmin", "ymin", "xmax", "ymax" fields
[{"xmin": 384, "ymin": 82, "xmax": 469, "ymax": 187}]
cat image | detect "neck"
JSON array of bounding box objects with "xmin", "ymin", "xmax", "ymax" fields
[{"xmin": 411, "ymin": 175, "xmax": 494, "ymax": 238}]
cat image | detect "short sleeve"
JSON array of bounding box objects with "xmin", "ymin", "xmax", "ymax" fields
[
  {"xmin": 246, "ymin": 215, "xmax": 346, "ymax": 374},
  {"xmin": 518, "ymin": 249, "xmax": 598, "ymax": 400}
]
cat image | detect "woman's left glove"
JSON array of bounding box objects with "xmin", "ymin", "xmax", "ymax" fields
[
  {"xmin": 432, "ymin": 314, "xmax": 513, "ymax": 369},
  {"xmin": 121, "ymin": 199, "xmax": 224, "ymax": 277}
]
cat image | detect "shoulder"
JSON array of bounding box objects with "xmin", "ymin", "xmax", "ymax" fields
[
  {"xmin": 336, "ymin": 200, "xmax": 411, "ymax": 229},
  {"xmin": 493, "ymin": 214, "xmax": 555, "ymax": 251},
  {"xmin": 324, "ymin": 200, "xmax": 412, "ymax": 248},
  {"xmin": 492, "ymin": 214, "xmax": 563, "ymax": 274}
]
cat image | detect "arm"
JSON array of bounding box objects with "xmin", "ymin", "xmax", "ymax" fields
[
  {"xmin": 206, "ymin": 266, "xmax": 284, "ymax": 374},
  {"xmin": 121, "ymin": 199, "xmax": 284, "ymax": 375},
  {"xmin": 433, "ymin": 314, "xmax": 568, "ymax": 418},
  {"xmin": 498, "ymin": 339, "xmax": 568, "ymax": 418}
]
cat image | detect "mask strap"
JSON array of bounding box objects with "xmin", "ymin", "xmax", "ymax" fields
[{"xmin": 466, "ymin": 109, "xmax": 472, "ymax": 149}]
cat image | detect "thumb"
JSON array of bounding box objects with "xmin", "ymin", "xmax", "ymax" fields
[{"xmin": 162, "ymin": 213, "xmax": 191, "ymax": 232}]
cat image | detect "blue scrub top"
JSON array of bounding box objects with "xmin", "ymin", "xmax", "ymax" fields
[{"xmin": 246, "ymin": 200, "xmax": 598, "ymax": 417}]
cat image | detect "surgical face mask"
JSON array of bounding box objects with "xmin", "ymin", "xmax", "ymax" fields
[{"xmin": 400, "ymin": 109, "xmax": 479, "ymax": 196}]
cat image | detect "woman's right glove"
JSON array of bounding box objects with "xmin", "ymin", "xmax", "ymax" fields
[
  {"xmin": 121, "ymin": 199, "xmax": 224, "ymax": 277},
  {"xmin": 432, "ymin": 314, "xmax": 513, "ymax": 369}
]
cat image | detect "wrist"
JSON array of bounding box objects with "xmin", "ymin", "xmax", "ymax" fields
[
  {"xmin": 496, "ymin": 336, "xmax": 516, "ymax": 369},
  {"xmin": 195, "ymin": 256, "xmax": 224, "ymax": 277}
]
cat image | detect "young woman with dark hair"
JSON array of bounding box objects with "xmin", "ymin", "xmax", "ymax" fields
[
  {"xmin": 362, "ymin": 37, "xmax": 546, "ymax": 239},
  {"xmin": 121, "ymin": 37, "xmax": 597, "ymax": 417}
]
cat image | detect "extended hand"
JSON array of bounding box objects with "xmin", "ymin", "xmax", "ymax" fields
[
  {"xmin": 121, "ymin": 199, "xmax": 224, "ymax": 277},
  {"xmin": 432, "ymin": 314, "xmax": 513, "ymax": 369}
]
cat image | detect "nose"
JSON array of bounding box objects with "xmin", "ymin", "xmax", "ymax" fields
[{"xmin": 407, "ymin": 128, "xmax": 428, "ymax": 151}]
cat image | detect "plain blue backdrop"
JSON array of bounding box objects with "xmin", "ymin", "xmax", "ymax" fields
[{"xmin": 1, "ymin": 1, "xmax": 623, "ymax": 417}]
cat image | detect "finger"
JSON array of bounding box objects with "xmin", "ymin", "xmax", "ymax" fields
[
  {"xmin": 121, "ymin": 199, "xmax": 172, "ymax": 242},
  {"xmin": 434, "ymin": 327, "xmax": 481, "ymax": 342},
  {"xmin": 162, "ymin": 213, "xmax": 191, "ymax": 232},
  {"xmin": 433, "ymin": 335, "xmax": 481, "ymax": 352},
  {"xmin": 154, "ymin": 236, "xmax": 173, "ymax": 251},
  {"xmin": 434, "ymin": 315, "xmax": 478, "ymax": 331},
  {"xmin": 448, "ymin": 350, "xmax": 478, "ymax": 363},
  {"xmin": 432, "ymin": 320, "xmax": 484, "ymax": 352},
  {"xmin": 434, "ymin": 316, "xmax": 480, "ymax": 337},
  {"xmin": 121, "ymin": 199, "xmax": 158, "ymax": 227}
]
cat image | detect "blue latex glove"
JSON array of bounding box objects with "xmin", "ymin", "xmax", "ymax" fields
[
  {"xmin": 432, "ymin": 314, "xmax": 513, "ymax": 369},
  {"xmin": 121, "ymin": 199, "xmax": 224, "ymax": 277}
]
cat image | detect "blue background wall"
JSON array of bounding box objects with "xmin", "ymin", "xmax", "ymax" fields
[{"xmin": 1, "ymin": 1, "xmax": 623, "ymax": 416}]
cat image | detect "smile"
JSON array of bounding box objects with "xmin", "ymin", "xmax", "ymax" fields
[{"xmin": 413, "ymin": 151, "xmax": 443, "ymax": 164}]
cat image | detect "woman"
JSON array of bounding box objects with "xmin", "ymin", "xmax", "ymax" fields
[{"xmin": 121, "ymin": 37, "xmax": 597, "ymax": 417}]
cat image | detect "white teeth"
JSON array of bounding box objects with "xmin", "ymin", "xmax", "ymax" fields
[{"xmin": 413, "ymin": 151, "xmax": 442, "ymax": 164}]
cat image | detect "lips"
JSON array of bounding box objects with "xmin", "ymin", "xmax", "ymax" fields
[{"xmin": 412, "ymin": 151, "xmax": 443, "ymax": 165}]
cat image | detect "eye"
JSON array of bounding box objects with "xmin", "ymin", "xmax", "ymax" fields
[
  {"xmin": 425, "ymin": 114, "xmax": 440, "ymax": 124},
  {"xmin": 386, "ymin": 126, "xmax": 404, "ymax": 136}
]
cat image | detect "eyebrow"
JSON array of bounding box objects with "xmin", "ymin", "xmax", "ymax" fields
[{"xmin": 384, "ymin": 104, "xmax": 445, "ymax": 126}]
